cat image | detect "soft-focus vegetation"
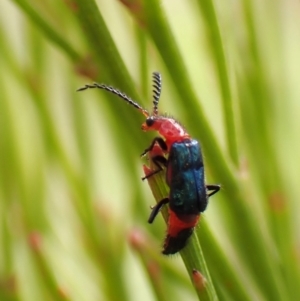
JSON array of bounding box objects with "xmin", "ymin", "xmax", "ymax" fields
[{"xmin": 1, "ymin": 0, "xmax": 300, "ymax": 300}]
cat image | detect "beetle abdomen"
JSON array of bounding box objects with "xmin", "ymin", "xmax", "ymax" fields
[{"xmin": 163, "ymin": 209, "xmax": 200, "ymax": 254}]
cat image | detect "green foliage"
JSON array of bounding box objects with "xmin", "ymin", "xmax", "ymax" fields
[{"xmin": 1, "ymin": 0, "xmax": 300, "ymax": 300}]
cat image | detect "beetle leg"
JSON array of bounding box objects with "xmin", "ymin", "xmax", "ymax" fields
[
  {"xmin": 206, "ymin": 184, "xmax": 221, "ymax": 197},
  {"xmin": 141, "ymin": 137, "xmax": 167, "ymax": 157},
  {"xmin": 148, "ymin": 198, "xmax": 169, "ymax": 223},
  {"xmin": 141, "ymin": 137, "xmax": 168, "ymax": 180},
  {"xmin": 142, "ymin": 155, "xmax": 167, "ymax": 180}
]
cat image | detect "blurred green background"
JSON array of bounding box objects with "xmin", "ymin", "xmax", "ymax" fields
[{"xmin": 1, "ymin": 0, "xmax": 300, "ymax": 300}]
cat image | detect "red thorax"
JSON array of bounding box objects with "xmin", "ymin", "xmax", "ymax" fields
[{"xmin": 141, "ymin": 117, "xmax": 190, "ymax": 151}]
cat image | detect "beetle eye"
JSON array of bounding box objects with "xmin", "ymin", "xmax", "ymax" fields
[{"xmin": 146, "ymin": 117, "xmax": 155, "ymax": 127}]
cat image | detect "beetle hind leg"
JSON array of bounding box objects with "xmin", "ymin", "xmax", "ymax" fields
[
  {"xmin": 148, "ymin": 198, "xmax": 169, "ymax": 223},
  {"xmin": 206, "ymin": 184, "xmax": 221, "ymax": 197}
]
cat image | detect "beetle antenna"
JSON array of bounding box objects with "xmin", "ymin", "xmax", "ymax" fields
[
  {"xmin": 77, "ymin": 83, "xmax": 149, "ymax": 117},
  {"xmin": 152, "ymin": 72, "xmax": 162, "ymax": 116}
]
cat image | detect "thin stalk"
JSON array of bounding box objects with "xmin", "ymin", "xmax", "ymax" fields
[
  {"xmin": 11, "ymin": 0, "xmax": 80, "ymax": 62},
  {"xmin": 195, "ymin": 0, "xmax": 238, "ymax": 166}
]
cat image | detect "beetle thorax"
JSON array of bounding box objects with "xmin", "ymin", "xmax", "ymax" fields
[
  {"xmin": 159, "ymin": 119, "xmax": 185, "ymax": 139},
  {"xmin": 142, "ymin": 117, "xmax": 190, "ymax": 147},
  {"xmin": 156, "ymin": 119, "xmax": 191, "ymax": 149}
]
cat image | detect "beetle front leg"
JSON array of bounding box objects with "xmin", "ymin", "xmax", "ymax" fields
[
  {"xmin": 141, "ymin": 137, "xmax": 167, "ymax": 157},
  {"xmin": 206, "ymin": 184, "xmax": 221, "ymax": 197},
  {"xmin": 141, "ymin": 137, "xmax": 168, "ymax": 181},
  {"xmin": 148, "ymin": 198, "xmax": 169, "ymax": 223}
]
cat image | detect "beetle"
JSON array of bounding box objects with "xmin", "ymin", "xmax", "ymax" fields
[{"xmin": 77, "ymin": 72, "xmax": 220, "ymax": 254}]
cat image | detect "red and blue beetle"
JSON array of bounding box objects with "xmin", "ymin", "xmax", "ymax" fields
[{"xmin": 78, "ymin": 72, "xmax": 220, "ymax": 254}]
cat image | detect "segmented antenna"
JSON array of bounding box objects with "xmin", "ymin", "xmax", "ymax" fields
[
  {"xmin": 77, "ymin": 83, "xmax": 149, "ymax": 117},
  {"xmin": 152, "ymin": 72, "xmax": 162, "ymax": 116}
]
